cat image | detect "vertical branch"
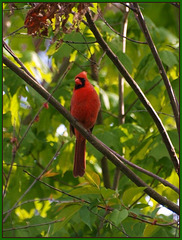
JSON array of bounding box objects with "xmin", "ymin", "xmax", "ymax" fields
[
  {"xmin": 90, "ymin": 53, "xmax": 111, "ymax": 188},
  {"xmin": 101, "ymin": 156, "xmax": 111, "ymax": 188},
  {"xmin": 113, "ymin": 5, "xmax": 129, "ymax": 190},
  {"xmin": 132, "ymin": 3, "xmax": 179, "ymax": 134}
]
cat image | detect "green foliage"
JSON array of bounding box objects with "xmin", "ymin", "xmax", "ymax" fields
[{"xmin": 3, "ymin": 2, "xmax": 179, "ymax": 238}]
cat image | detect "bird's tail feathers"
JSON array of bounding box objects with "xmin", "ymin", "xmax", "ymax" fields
[{"xmin": 73, "ymin": 139, "xmax": 86, "ymax": 177}]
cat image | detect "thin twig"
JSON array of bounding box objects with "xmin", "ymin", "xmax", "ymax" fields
[
  {"xmin": 3, "ymin": 125, "xmax": 16, "ymax": 197},
  {"xmin": 4, "ymin": 32, "xmax": 97, "ymax": 45},
  {"xmin": 3, "ymin": 163, "xmax": 34, "ymax": 168},
  {"xmin": 23, "ymin": 170, "xmax": 108, "ymax": 211},
  {"xmin": 65, "ymin": 41, "xmax": 98, "ymax": 66},
  {"xmin": 124, "ymin": 78, "xmax": 162, "ymax": 117},
  {"xmin": 3, "ymin": 40, "xmax": 38, "ymax": 82},
  {"xmin": 98, "ymin": 11, "xmax": 147, "ymax": 45},
  {"xmin": 3, "ymin": 6, "xmax": 31, "ymax": 11},
  {"xmin": 3, "ymin": 26, "xmax": 25, "ymax": 38},
  {"xmin": 132, "ymin": 3, "xmax": 179, "ymax": 135},
  {"xmin": 97, "ymin": 138, "xmax": 179, "ymax": 194},
  {"xmin": 3, "ymin": 218, "xmax": 64, "ymax": 232},
  {"xmin": 3, "ymin": 198, "xmax": 76, "ymax": 215},
  {"xmin": 3, "ymin": 143, "xmax": 64, "ymax": 223},
  {"xmin": 129, "ymin": 214, "xmax": 178, "ymax": 228},
  {"xmin": 97, "ymin": 50, "xmax": 106, "ymax": 68},
  {"xmin": 129, "ymin": 166, "xmax": 163, "ymax": 208},
  {"xmin": 89, "ymin": 208, "xmax": 129, "ymax": 237},
  {"xmin": 23, "ymin": 171, "xmax": 128, "ymax": 237},
  {"xmin": 132, "ymin": 109, "xmax": 174, "ymax": 118}
]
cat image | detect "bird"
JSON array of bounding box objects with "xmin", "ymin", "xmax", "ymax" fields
[{"xmin": 70, "ymin": 71, "xmax": 101, "ymax": 177}]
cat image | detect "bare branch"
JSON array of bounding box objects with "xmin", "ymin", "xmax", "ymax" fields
[
  {"xmin": 3, "ymin": 40, "xmax": 37, "ymax": 82},
  {"xmin": 3, "ymin": 163, "xmax": 34, "ymax": 168},
  {"xmin": 97, "ymin": 137, "xmax": 179, "ymax": 194},
  {"xmin": 3, "ymin": 218, "xmax": 64, "ymax": 232},
  {"xmin": 23, "ymin": 170, "xmax": 108, "ymax": 211},
  {"xmin": 132, "ymin": 3, "xmax": 179, "ymax": 134},
  {"xmin": 85, "ymin": 10, "xmax": 179, "ymax": 175}
]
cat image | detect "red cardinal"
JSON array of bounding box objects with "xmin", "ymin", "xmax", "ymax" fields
[{"xmin": 70, "ymin": 71, "xmax": 101, "ymax": 177}]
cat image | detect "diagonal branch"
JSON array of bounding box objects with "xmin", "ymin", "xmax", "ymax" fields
[
  {"xmin": 85, "ymin": 10, "xmax": 179, "ymax": 176},
  {"xmin": 131, "ymin": 3, "xmax": 179, "ymax": 134},
  {"xmin": 3, "ymin": 55, "xmax": 179, "ymax": 215}
]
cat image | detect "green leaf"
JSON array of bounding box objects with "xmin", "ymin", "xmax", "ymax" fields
[
  {"xmin": 133, "ymin": 222, "xmax": 145, "ymax": 237},
  {"xmin": 159, "ymin": 50, "xmax": 178, "ymax": 68},
  {"xmin": 108, "ymin": 209, "xmax": 128, "ymax": 226},
  {"xmin": 151, "ymin": 207, "xmax": 160, "ymax": 218},
  {"xmin": 136, "ymin": 53, "xmax": 155, "ymax": 80},
  {"xmin": 58, "ymin": 141, "xmax": 74, "ymax": 176},
  {"xmin": 132, "ymin": 203, "xmax": 149, "ymax": 209},
  {"xmin": 109, "ymin": 40, "xmax": 133, "ymax": 74},
  {"xmin": 3, "ymin": 94, "xmax": 10, "ymax": 114},
  {"xmin": 69, "ymin": 185, "xmax": 100, "ymax": 196},
  {"xmin": 80, "ymin": 206, "xmax": 92, "ymax": 230},
  {"xmin": 54, "ymin": 204, "xmax": 81, "ymax": 233},
  {"xmin": 100, "ymin": 187, "xmax": 116, "ymax": 200},
  {"xmin": 143, "ymin": 224, "xmax": 160, "ymax": 237},
  {"xmin": 122, "ymin": 187, "xmax": 147, "ymax": 205}
]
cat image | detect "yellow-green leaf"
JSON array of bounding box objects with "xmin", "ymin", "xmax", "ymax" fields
[
  {"xmin": 122, "ymin": 187, "xmax": 147, "ymax": 206},
  {"xmin": 85, "ymin": 172, "xmax": 100, "ymax": 188},
  {"xmin": 10, "ymin": 92, "xmax": 20, "ymax": 128}
]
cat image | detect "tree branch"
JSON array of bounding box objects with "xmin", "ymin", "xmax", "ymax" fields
[
  {"xmin": 98, "ymin": 11, "xmax": 147, "ymax": 45},
  {"xmin": 3, "ymin": 55, "xmax": 179, "ymax": 215},
  {"xmin": 3, "ymin": 219, "xmax": 64, "ymax": 232},
  {"xmin": 97, "ymin": 137, "xmax": 179, "ymax": 194},
  {"xmin": 132, "ymin": 3, "xmax": 179, "ymax": 134},
  {"xmin": 85, "ymin": 10, "xmax": 179, "ymax": 175},
  {"xmin": 101, "ymin": 156, "xmax": 111, "ymax": 189},
  {"xmin": 124, "ymin": 78, "xmax": 162, "ymax": 118},
  {"xmin": 113, "ymin": 4, "xmax": 130, "ymax": 190}
]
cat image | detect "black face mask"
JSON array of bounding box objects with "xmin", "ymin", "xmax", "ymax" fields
[{"xmin": 75, "ymin": 77, "xmax": 85, "ymax": 90}]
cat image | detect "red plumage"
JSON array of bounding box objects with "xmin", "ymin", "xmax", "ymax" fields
[{"xmin": 70, "ymin": 71, "xmax": 101, "ymax": 177}]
